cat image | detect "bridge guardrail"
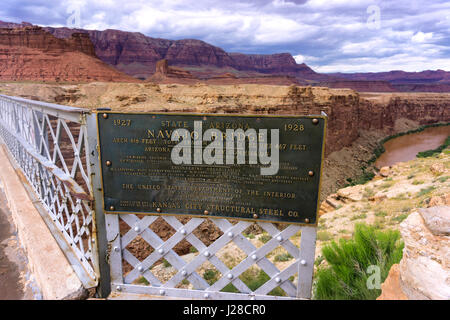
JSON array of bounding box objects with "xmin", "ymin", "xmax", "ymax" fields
[{"xmin": 0, "ymin": 94, "xmax": 100, "ymax": 289}]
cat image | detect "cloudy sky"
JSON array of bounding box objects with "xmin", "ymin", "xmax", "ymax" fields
[{"xmin": 1, "ymin": 0, "xmax": 449, "ymax": 73}]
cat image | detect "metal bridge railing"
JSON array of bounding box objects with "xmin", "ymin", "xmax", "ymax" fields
[
  {"xmin": 0, "ymin": 94, "xmax": 318, "ymax": 300},
  {"xmin": 0, "ymin": 94, "xmax": 99, "ymax": 288}
]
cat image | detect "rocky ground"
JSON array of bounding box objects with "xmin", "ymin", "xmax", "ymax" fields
[{"xmin": 318, "ymin": 151, "xmax": 449, "ymax": 246}]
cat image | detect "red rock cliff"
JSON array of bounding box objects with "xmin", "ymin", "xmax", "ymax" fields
[{"xmin": 0, "ymin": 26, "xmax": 138, "ymax": 82}]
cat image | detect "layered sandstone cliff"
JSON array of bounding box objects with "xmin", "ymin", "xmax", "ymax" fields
[
  {"xmin": 1, "ymin": 82, "xmax": 449, "ymax": 197},
  {"xmin": 41, "ymin": 25, "xmax": 323, "ymax": 80},
  {"xmin": 319, "ymin": 80, "xmax": 397, "ymax": 92},
  {"xmin": 0, "ymin": 26, "xmax": 138, "ymax": 82}
]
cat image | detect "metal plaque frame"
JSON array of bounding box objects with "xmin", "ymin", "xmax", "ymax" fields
[{"xmin": 96, "ymin": 112, "xmax": 327, "ymax": 226}]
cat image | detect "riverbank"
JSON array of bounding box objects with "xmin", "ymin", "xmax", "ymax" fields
[
  {"xmin": 318, "ymin": 146, "xmax": 450, "ymax": 250},
  {"xmin": 342, "ymin": 122, "xmax": 450, "ymax": 188}
]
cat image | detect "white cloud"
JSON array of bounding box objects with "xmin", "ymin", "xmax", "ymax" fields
[
  {"xmin": 293, "ymin": 54, "xmax": 304, "ymax": 63},
  {"xmin": 411, "ymin": 31, "xmax": 433, "ymax": 43},
  {"xmin": 2, "ymin": 0, "xmax": 449, "ymax": 72}
]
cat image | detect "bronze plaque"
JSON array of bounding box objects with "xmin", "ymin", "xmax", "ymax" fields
[{"xmin": 97, "ymin": 113, "xmax": 326, "ymax": 225}]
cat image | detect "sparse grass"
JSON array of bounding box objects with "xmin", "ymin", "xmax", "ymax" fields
[
  {"xmin": 401, "ymin": 206, "xmax": 411, "ymax": 213},
  {"xmin": 437, "ymin": 176, "xmax": 449, "ymax": 183},
  {"xmin": 317, "ymin": 231, "xmax": 333, "ymax": 241},
  {"xmin": 391, "ymin": 214, "xmax": 408, "ymax": 223},
  {"xmin": 407, "ymin": 174, "xmax": 415, "ymax": 180},
  {"xmin": 412, "ymin": 180, "xmax": 424, "ymax": 185},
  {"xmin": 350, "ymin": 213, "xmax": 367, "ymax": 221},
  {"xmin": 372, "ymin": 218, "xmax": 385, "ymax": 229},
  {"xmin": 274, "ymin": 253, "xmax": 293, "ymax": 262},
  {"xmin": 221, "ymin": 269, "xmax": 286, "ymax": 296},
  {"xmin": 375, "ymin": 211, "xmax": 387, "ymax": 217},
  {"xmin": 203, "ymin": 269, "xmax": 219, "ymax": 285},
  {"xmin": 189, "ymin": 246, "xmax": 198, "ymax": 253},
  {"xmin": 243, "ymin": 233, "xmax": 255, "ymax": 239},
  {"xmin": 345, "ymin": 170, "xmax": 375, "ymax": 187},
  {"xmin": 181, "ymin": 279, "xmax": 190, "ymax": 285},
  {"xmin": 259, "ymin": 234, "xmax": 272, "ymax": 244},
  {"xmin": 163, "ymin": 259, "xmax": 171, "ymax": 268},
  {"xmin": 392, "ymin": 193, "xmax": 408, "ymax": 200},
  {"xmin": 417, "ymin": 186, "xmax": 436, "ymax": 197},
  {"xmin": 137, "ymin": 276, "xmax": 149, "ymax": 285},
  {"xmin": 380, "ymin": 181, "xmax": 395, "ymax": 189},
  {"xmin": 314, "ymin": 224, "xmax": 404, "ymax": 300},
  {"xmin": 363, "ymin": 187, "xmax": 375, "ymax": 198}
]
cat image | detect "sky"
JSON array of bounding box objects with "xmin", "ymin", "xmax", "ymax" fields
[{"xmin": 1, "ymin": 0, "xmax": 449, "ymax": 73}]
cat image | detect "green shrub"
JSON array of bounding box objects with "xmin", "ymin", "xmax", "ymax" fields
[
  {"xmin": 203, "ymin": 269, "xmax": 219, "ymax": 285},
  {"xmin": 346, "ymin": 170, "xmax": 375, "ymax": 187},
  {"xmin": 274, "ymin": 253, "xmax": 293, "ymax": 262},
  {"xmin": 314, "ymin": 224, "xmax": 403, "ymax": 300}
]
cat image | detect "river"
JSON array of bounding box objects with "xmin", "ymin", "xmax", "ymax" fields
[{"xmin": 375, "ymin": 125, "xmax": 450, "ymax": 169}]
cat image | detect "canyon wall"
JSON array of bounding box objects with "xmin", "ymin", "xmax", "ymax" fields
[
  {"xmin": 0, "ymin": 27, "xmax": 138, "ymax": 82},
  {"xmin": 0, "ymin": 82, "xmax": 448, "ymax": 196}
]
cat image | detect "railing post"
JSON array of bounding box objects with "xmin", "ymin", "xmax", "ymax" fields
[{"xmin": 86, "ymin": 112, "xmax": 111, "ymax": 298}]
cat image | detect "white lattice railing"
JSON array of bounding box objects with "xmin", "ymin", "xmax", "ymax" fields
[
  {"xmin": 0, "ymin": 94, "xmax": 98, "ymax": 288},
  {"xmin": 106, "ymin": 213, "xmax": 317, "ymax": 300}
]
